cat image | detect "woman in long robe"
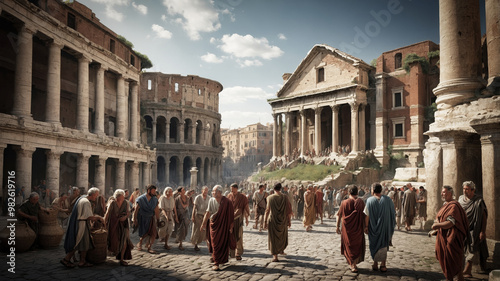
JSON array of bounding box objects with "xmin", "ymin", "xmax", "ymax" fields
[
  {"xmin": 104, "ymin": 189, "xmax": 133, "ymax": 266},
  {"xmin": 175, "ymin": 187, "xmax": 189, "ymax": 250}
]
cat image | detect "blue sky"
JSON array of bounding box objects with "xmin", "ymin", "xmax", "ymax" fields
[{"xmin": 75, "ymin": 0, "xmax": 475, "ymax": 129}]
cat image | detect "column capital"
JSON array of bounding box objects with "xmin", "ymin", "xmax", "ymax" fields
[
  {"xmin": 330, "ymin": 104, "xmax": 340, "ymax": 112},
  {"xmin": 349, "ymin": 101, "xmax": 359, "ymax": 112},
  {"xmin": 46, "ymin": 149, "xmax": 63, "ymax": 157},
  {"xmin": 77, "ymin": 54, "xmax": 91, "ymax": 63},
  {"xmin": 47, "ymin": 39, "xmax": 64, "ymax": 50},
  {"xmin": 315, "ymin": 107, "xmax": 323, "ymax": 114},
  {"xmin": 116, "ymin": 158, "xmax": 127, "ymax": 164},
  {"xmin": 17, "ymin": 24, "xmax": 37, "ymax": 35},
  {"xmin": 15, "ymin": 146, "xmax": 35, "ymax": 157}
]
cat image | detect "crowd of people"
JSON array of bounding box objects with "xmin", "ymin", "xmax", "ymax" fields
[{"xmin": 14, "ymin": 178, "xmax": 488, "ymax": 279}]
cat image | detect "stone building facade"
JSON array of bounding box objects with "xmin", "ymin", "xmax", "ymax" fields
[
  {"xmin": 222, "ymin": 123, "xmax": 273, "ymax": 181},
  {"xmin": 374, "ymin": 41, "xmax": 440, "ymax": 166},
  {"xmin": 268, "ymin": 44, "xmax": 374, "ymax": 159},
  {"xmin": 140, "ymin": 72, "xmax": 223, "ymax": 187},
  {"xmin": 0, "ymin": 0, "xmax": 154, "ymax": 199},
  {"xmin": 424, "ymin": 0, "xmax": 500, "ymax": 246}
]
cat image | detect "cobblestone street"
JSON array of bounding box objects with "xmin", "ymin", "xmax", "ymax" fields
[{"xmin": 1, "ymin": 216, "xmax": 490, "ymax": 281}]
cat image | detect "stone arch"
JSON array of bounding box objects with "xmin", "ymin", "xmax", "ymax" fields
[
  {"xmin": 169, "ymin": 117, "xmax": 180, "ymax": 143},
  {"xmin": 156, "ymin": 116, "xmax": 166, "ymax": 143}
]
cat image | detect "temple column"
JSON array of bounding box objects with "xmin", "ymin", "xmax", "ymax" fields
[
  {"xmin": 152, "ymin": 121, "xmax": 157, "ymax": 144},
  {"xmin": 272, "ymin": 113, "xmax": 278, "ymax": 158},
  {"xmin": 15, "ymin": 146, "xmax": 35, "ymax": 194},
  {"xmin": 116, "ymin": 76, "xmax": 126, "ymax": 138},
  {"xmin": 423, "ymin": 137, "xmax": 443, "ymax": 220},
  {"xmin": 440, "ymin": 132, "xmax": 471, "ymax": 197},
  {"xmin": 115, "ymin": 159, "xmax": 126, "ymax": 189},
  {"xmin": 76, "ymin": 153, "xmax": 90, "ymax": 192},
  {"xmin": 130, "ymin": 161, "xmax": 139, "ymax": 192},
  {"xmin": 45, "ymin": 41, "xmax": 63, "ymax": 125},
  {"xmin": 359, "ymin": 104, "xmax": 366, "ymax": 151},
  {"xmin": 314, "ymin": 107, "xmax": 322, "ymax": 154},
  {"xmin": 130, "ymin": 82, "xmax": 139, "ymax": 142},
  {"xmin": 434, "ymin": 0, "xmax": 482, "ymax": 108},
  {"xmin": 94, "ymin": 66, "xmax": 106, "ymax": 135},
  {"xmin": 142, "ymin": 162, "xmax": 151, "ymax": 186},
  {"xmin": 94, "ymin": 157, "xmax": 107, "ymax": 196},
  {"xmin": 285, "ymin": 112, "xmax": 292, "ymax": 156},
  {"xmin": 350, "ymin": 102, "xmax": 359, "ymax": 153},
  {"xmin": 278, "ymin": 114, "xmax": 283, "ymax": 156},
  {"xmin": 485, "ymin": 0, "xmax": 500, "ymax": 89},
  {"xmin": 375, "ymin": 73, "xmax": 389, "ymax": 165},
  {"xmin": 331, "ymin": 105, "xmax": 339, "ymax": 153},
  {"xmin": 12, "ymin": 25, "xmax": 35, "ymax": 119},
  {"xmin": 300, "ymin": 109, "xmax": 306, "ymax": 157},
  {"xmin": 76, "ymin": 55, "xmax": 90, "ymax": 132}
]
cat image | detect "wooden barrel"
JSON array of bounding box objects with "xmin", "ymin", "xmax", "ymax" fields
[
  {"xmin": 0, "ymin": 221, "xmax": 36, "ymax": 252},
  {"xmin": 38, "ymin": 209, "xmax": 64, "ymax": 249},
  {"xmin": 86, "ymin": 228, "xmax": 108, "ymax": 264}
]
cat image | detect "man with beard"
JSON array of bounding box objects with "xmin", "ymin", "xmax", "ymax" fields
[
  {"xmin": 252, "ymin": 184, "xmax": 268, "ymax": 231},
  {"xmin": 303, "ymin": 185, "xmax": 316, "ymax": 231},
  {"xmin": 133, "ymin": 184, "xmax": 159, "ymax": 254},
  {"xmin": 61, "ymin": 187, "xmax": 104, "ymax": 268},
  {"xmin": 264, "ymin": 183, "xmax": 292, "ymax": 262},
  {"xmin": 432, "ymin": 185, "xmax": 469, "ymax": 281},
  {"xmin": 401, "ymin": 183, "xmax": 417, "ymax": 231},
  {"xmin": 459, "ymin": 181, "xmax": 488, "ymax": 278},
  {"xmin": 191, "ymin": 186, "xmax": 209, "ymax": 251},
  {"xmin": 336, "ymin": 185, "xmax": 366, "ymax": 273},
  {"xmin": 201, "ymin": 185, "xmax": 235, "ymax": 271},
  {"xmin": 227, "ymin": 183, "xmax": 250, "ymax": 260}
]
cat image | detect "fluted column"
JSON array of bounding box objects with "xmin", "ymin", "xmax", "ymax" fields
[
  {"xmin": 285, "ymin": 112, "xmax": 292, "ymax": 156},
  {"xmin": 130, "ymin": 161, "xmax": 139, "ymax": 192},
  {"xmin": 130, "ymin": 82, "xmax": 138, "ymax": 142},
  {"xmin": 94, "ymin": 66, "xmax": 106, "ymax": 135},
  {"xmin": 15, "ymin": 146, "xmax": 35, "ymax": 194},
  {"xmin": 434, "ymin": 0, "xmax": 482, "ymax": 108},
  {"xmin": 486, "ymin": 0, "xmax": 500, "ymax": 88},
  {"xmin": 152, "ymin": 121, "xmax": 157, "ymax": 144},
  {"xmin": 45, "ymin": 150, "xmax": 62, "ymax": 196},
  {"xmin": 359, "ymin": 104, "xmax": 366, "ymax": 151},
  {"xmin": 300, "ymin": 109, "xmax": 306, "ymax": 157},
  {"xmin": 179, "ymin": 122, "xmax": 185, "ymax": 144},
  {"xmin": 12, "ymin": 25, "xmax": 35, "ymax": 118},
  {"xmin": 314, "ymin": 107, "xmax": 322, "ymax": 154},
  {"xmin": 272, "ymin": 114, "xmax": 278, "ymax": 157},
  {"xmin": 76, "ymin": 153, "xmax": 90, "ymax": 192},
  {"xmin": 278, "ymin": 114, "xmax": 283, "ymax": 156},
  {"xmin": 331, "ymin": 105, "xmax": 339, "ymax": 153},
  {"xmin": 350, "ymin": 102, "xmax": 359, "ymax": 153},
  {"xmin": 45, "ymin": 41, "xmax": 63, "ymax": 124},
  {"xmin": 77, "ymin": 55, "xmax": 90, "ymax": 131},
  {"xmin": 116, "ymin": 76, "xmax": 126, "ymax": 138},
  {"xmin": 94, "ymin": 157, "xmax": 107, "ymax": 196},
  {"xmin": 116, "ymin": 159, "xmax": 126, "ymax": 189}
]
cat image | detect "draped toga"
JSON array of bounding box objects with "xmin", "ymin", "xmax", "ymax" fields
[
  {"xmin": 338, "ymin": 197, "xmax": 366, "ymax": 265},
  {"xmin": 210, "ymin": 196, "xmax": 236, "ymax": 265},
  {"xmin": 267, "ymin": 193, "xmax": 292, "ymax": 255},
  {"xmin": 303, "ymin": 190, "xmax": 316, "ymax": 226}
]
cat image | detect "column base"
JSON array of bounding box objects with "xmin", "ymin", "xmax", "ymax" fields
[{"xmin": 433, "ymin": 78, "xmax": 484, "ymax": 110}]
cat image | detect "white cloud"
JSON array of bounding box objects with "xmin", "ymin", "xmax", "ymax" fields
[
  {"xmin": 201, "ymin": 52, "xmax": 223, "ymax": 63},
  {"xmin": 162, "ymin": 0, "xmax": 221, "ymax": 40},
  {"xmin": 90, "ymin": 0, "xmax": 129, "ymax": 22},
  {"xmin": 151, "ymin": 24, "xmax": 173, "ymax": 39},
  {"xmin": 209, "ymin": 37, "xmax": 217, "ymax": 44},
  {"xmin": 236, "ymin": 59, "xmax": 262, "ymax": 67},
  {"xmin": 161, "ymin": 14, "xmax": 167, "ymax": 21},
  {"xmin": 278, "ymin": 33, "xmax": 287, "ymax": 40},
  {"xmin": 132, "ymin": 2, "xmax": 148, "ymax": 15},
  {"xmin": 219, "ymin": 34, "xmax": 284, "ymax": 60},
  {"xmin": 219, "ymin": 86, "xmax": 275, "ymax": 105}
]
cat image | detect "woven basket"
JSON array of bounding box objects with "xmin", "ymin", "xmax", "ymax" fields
[{"xmin": 86, "ymin": 228, "xmax": 108, "ymax": 264}]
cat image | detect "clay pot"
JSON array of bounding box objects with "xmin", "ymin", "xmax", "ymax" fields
[
  {"xmin": 0, "ymin": 221, "xmax": 36, "ymax": 252},
  {"xmin": 38, "ymin": 209, "xmax": 64, "ymax": 249},
  {"xmin": 86, "ymin": 228, "xmax": 108, "ymax": 264}
]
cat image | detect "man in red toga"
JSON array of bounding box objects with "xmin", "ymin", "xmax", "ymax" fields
[{"xmin": 227, "ymin": 183, "xmax": 250, "ymax": 261}]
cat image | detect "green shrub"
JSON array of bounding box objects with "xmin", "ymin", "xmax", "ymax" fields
[{"xmin": 403, "ymin": 53, "xmax": 429, "ymax": 74}]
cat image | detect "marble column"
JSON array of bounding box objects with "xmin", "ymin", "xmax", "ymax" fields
[
  {"xmin": 359, "ymin": 104, "xmax": 366, "ymax": 151},
  {"xmin": 440, "ymin": 133, "xmax": 471, "ymax": 197},
  {"xmin": 94, "ymin": 157, "xmax": 107, "ymax": 196},
  {"xmin": 300, "ymin": 109, "xmax": 306, "ymax": 157},
  {"xmin": 272, "ymin": 113, "xmax": 278, "ymax": 158},
  {"xmin": 142, "ymin": 162, "xmax": 151, "ymax": 186},
  {"xmin": 278, "ymin": 114, "xmax": 283, "ymax": 156},
  {"xmin": 285, "ymin": 112, "xmax": 292, "ymax": 156},
  {"xmin": 76, "ymin": 153, "xmax": 90, "ymax": 192},
  {"xmin": 350, "ymin": 102, "xmax": 359, "ymax": 153},
  {"xmin": 116, "ymin": 76, "xmax": 126, "ymax": 138},
  {"xmin": 165, "ymin": 122, "xmax": 170, "ymax": 144},
  {"xmin": 94, "ymin": 66, "xmax": 106, "ymax": 135},
  {"xmin": 314, "ymin": 107, "xmax": 322, "ymax": 154},
  {"xmin": 45, "ymin": 150, "xmax": 61, "ymax": 196},
  {"xmin": 434, "ymin": 0, "xmax": 482, "ymax": 108},
  {"xmin": 179, "ymin": 122, "xmax": 185, "ymax": 144},
  {"xmin": 152, "ymin": 121, "xmax": 157, "ymax": 144},
  {"xmin": 12, "ymin": 25, "xmax": 35, "ymax": 118},
  {"xmin": 45, "ymin": 41, "xmax": 63, "ymax": 125},
  {"xmin": 130, "ymin": 82, "xmax": 139, "ymax": 142},
  {"xmin": 15, "ymin": 146, "xmax": 35, "ymax": 194},
  {"xmin": 486, "ymin": 0, "xmax": 500, "ymax": 88},
  {"xmin": 116, "ymin": 159, "xmax": 126, "ymax": 189},
  {"xmin": 331, "ymin": 105, "xmax": 339, "ymax": 153},
  {"xmin": 77, "ymin": 55, "xmax": 90, "ymax": 131},
  {"xmin": 423, "ymin": 137, "xmax": 443, "ymax": 220},
  {"xmin": 130, "ymin": 162, "xmax": 139, "ymax": 192},
  {"xmin": 375, "ymin": 74, "xmax": 389, "ymax": 165}
]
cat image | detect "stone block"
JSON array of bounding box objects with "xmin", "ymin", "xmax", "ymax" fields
[{"xmin": 394, "ymin": 167, "xmax": 418, "ymax": 181}]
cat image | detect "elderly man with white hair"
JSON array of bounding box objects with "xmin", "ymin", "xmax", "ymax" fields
[
  {"xmin": 201, "ymin": 185, "xmax": 235, "ymax": 271},
  {"xmin": 104, "ymin": 189, "xmax": 133, "ymax": 266},
  {"xmin": 191, "ymin": 186, "xmax": 210, "ymax": 251},
  {"xmin": 18, "ymin": 192, "xmax": 49, "ymax": 249},
  {"xmin": 158, "ymin": 187, "xmax": 177, "ymax": 250},
  {"xmin": 61, "ymin": 187, "xmax": 104, "ymax": 268}
]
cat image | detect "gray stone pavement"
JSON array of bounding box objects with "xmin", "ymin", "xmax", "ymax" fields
[{"xmin": 0, "ymin": 216, "xmax": 491, "ymax": 281}]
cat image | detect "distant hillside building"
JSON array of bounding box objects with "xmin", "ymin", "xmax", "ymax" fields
[
  {"xmin": 140, "ymin": 73, "xmax": 223, "ymax": 187},
  {"xmin": 222, "ymin": 123, "xmax": 273, "ymax": 180}
]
